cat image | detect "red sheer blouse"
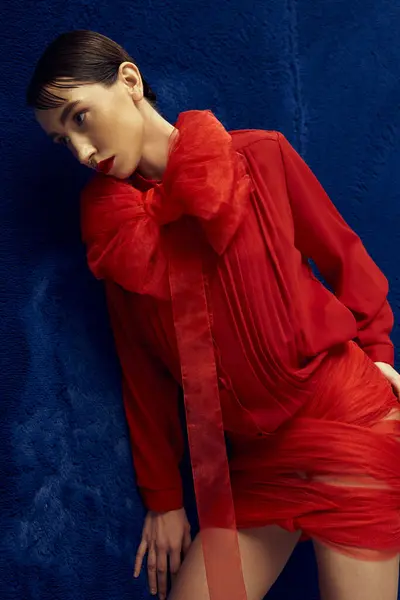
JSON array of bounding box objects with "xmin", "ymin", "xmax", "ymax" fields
[{"xmin": 81, "ymin": 115, "xmax": 394, "ymax": 514}]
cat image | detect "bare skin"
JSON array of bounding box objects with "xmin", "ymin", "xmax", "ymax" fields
[
  {"xmin": 168, "ymin": 524, "xmax": 399, "ymax": 600},
  {"xmin": 34, "ymin": 66, "xmax": 400, "ymax": 600},
  {"xmin": 314, "ymin": 541, "xmax": 399, "ymax": 600},
  {"xmin": 134, "ymin": 509, "xmax": 192, "ymax": 600},
  {"xmin": 169, "ymin": 525, "xmax": 301, "ymax": 600},
  {"xmin": 36, "ymin": 62, "xmax": 174, "ymax": 182}
]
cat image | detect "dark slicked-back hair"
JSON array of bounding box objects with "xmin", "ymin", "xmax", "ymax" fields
[{"xmin": 26, "ymin": 30, "xmax": 156, "ymax": 110}]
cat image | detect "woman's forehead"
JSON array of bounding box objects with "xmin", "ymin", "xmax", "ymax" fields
[
  {"xmin": 34, "ymin": 87, "xmax": 76, "ymax": 131},
  {"xmin": 34, "ymin": 83, "xmax": 110, "ymax": 132}
]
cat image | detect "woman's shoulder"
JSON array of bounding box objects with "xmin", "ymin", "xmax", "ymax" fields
[
  {"xmin": 80, "ymin": 172, "xmax": 145, "ymax": 246},
  {"xmin": 80, "ymin": 173, "xmax": 143, "ymax": 226},
  {"xmin": 230, "ymin": 128, "xmax": 281, "ymax": 152},
  {"xmin": 81, "ymin": 172, "xmax": 134, "ymax": 202}
]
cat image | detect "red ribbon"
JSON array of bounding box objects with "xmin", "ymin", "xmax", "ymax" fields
[{"xmin": 168, "ymin": 223, "xmax": 248, "ymax": 600}]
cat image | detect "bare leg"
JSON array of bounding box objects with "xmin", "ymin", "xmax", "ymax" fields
[
  {"xmin": 314, "ymin": 541, "xmax": 399, "ymax": 600},
  {"xmin": 169, "ymin": 525, "xmax": 301, "ymax": 600}
]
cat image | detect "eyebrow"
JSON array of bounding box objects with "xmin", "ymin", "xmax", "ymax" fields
[{"xmin": 49, "ymin": 100, "xmax": 81, "ymax": 140}]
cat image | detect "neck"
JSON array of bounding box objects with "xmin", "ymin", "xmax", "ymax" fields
[{"xmin": 136, "ymin": 100, "xmax": 176, "ymax": 180}]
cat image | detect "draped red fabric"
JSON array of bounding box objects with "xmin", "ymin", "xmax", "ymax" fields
[
  {"xmin": 82, "ymin": 111, "xmax": 251, "ymax": 599},
  {"xmin": 80, "ymin": 110, "xmax": 397, "ymax": 597}
]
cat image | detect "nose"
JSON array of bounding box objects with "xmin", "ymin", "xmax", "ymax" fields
[
  {"xmin": 78, "ymin": 147, "xmax": 96, "ymax": 168},
  {"xmin": 71, "ymin": 140, "xmax": 96, "ymax": 168}
]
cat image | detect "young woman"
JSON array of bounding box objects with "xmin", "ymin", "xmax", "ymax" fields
[{"xmin": 27, "ymin": 30, "xmax": 400, "ymax": 600}]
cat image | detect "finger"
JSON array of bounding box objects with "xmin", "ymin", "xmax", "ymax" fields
[
  {"xmin": 147, "ymin": 542, "xmax": 158, "ymax": 596},
  {"xmin": 392, "ymin": 377, "xmax": 400, "ymax": 397},
  {"xmin": 387, "ymin": 375, "xmax": 400, "ymax": 397},
  {"xmin": 182, "ymin": 528, "xmax": 192, "ymax": 556},
  {"xmin": 169, "ymin": 548, "xmax": 182, "ymax": 585},
  {"xmin": 156, "ymin": 550, "xmax": 168, "ymax": 600},
  {"xmin": 134, "ymin": 539, "xmax": 148, "ymax": 578}
]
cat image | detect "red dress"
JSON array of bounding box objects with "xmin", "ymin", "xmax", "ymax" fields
[{"xmin": 81, "ymin": 111, "xmax": 400, "ymax": 597}]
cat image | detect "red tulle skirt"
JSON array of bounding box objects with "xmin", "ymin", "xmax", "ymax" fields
[{"xmin": 229, "ymin": 341, "xmax": 400, "ymax": 559}]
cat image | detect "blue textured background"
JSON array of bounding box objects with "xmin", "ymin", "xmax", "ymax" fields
[{"xmin": 2, "ymin": 1, "xmax": 400, "ymax": 599}]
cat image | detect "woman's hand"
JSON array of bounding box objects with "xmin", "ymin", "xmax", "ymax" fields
[
  {"xmin": 134, "ymin": 508, "xmax": 192, "ymax": 600},
  {"xmin": 374, "ymin": 362, "xmax": 400, "ymax": 397}
]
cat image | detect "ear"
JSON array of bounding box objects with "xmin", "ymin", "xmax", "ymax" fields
[{"xmin": 118, "ymin": 62, "xmax": 144, "ymax": 101}]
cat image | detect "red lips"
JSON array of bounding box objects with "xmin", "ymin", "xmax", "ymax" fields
[{"xmin": 96, "ymin": 156, "xmax": 115, "ymax": 175}]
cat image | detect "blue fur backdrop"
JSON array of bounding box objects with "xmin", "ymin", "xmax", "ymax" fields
[{"xmin": 2, "ymin": 1, "xmax": 400, "ymax": 599}]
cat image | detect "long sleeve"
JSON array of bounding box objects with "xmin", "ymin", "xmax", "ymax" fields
[
  {"xmin": 105, "ymin": 281, "xmax": 184, "ymax": 512},
  {"xmin": 277, "ymin": 133, "xmax": 394, "ymax": 365}
]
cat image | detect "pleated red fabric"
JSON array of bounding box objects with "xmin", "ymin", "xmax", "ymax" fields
[
  {"xmin": 230, "ymin": 340, "xmax": 400, "ymax": 559},
  {"xmin": 80, "ymin": 110, "xmax": 399, "ymax": 599}
]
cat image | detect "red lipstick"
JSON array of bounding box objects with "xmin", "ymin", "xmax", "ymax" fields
[{"xmin": 97, "ymin": 156, "xmax": 115, "ymax": 175}]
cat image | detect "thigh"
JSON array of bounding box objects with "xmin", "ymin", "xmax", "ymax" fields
[
  {"xmin": 314, "ymin": 540, "xmax": 399, "ymax": 600},
  {"xmin": 169, "ymin": 525, "xmax": 301, "ymax": 600}
]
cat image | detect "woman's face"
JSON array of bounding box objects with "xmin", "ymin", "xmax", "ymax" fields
[{"xmin": 35, "ymin": 63, "xmax": 145, "ymax": 179}]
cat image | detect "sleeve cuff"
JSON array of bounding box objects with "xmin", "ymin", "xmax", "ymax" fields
[
  {"xmin": 363, "ymin": 343, "xmax": 395, "ymax": 367},
  {"xmin": 141, "ymin": 487, "xmax": 184, "ymax": 513}
]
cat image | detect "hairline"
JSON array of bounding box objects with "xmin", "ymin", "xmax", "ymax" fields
[{"xmin": 33, "ymin": 79, "xmax": 112, "ymax": 112}]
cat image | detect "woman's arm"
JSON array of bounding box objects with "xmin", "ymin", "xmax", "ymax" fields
[
  {"xmin": 276, "ymin": 132, "xmax": 394, "ymax": 365},
  {"xmin": 105, "ymin": 281, "xmax": 184, "ymax": 512}
]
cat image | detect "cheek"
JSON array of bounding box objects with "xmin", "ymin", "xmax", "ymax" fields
[
  {"xmin": 99, "ymin": 101, "xmax": 144, "ymax": 155},
  {"xmin": 118, "ymin": 102, "xmax": 144, "ymax": 143}
]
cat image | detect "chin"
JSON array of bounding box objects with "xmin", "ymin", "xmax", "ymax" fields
[
  {"xmin": 110, "ymin": 167, "xmax": 130, "ymax": 180},
  {"xmin": 112, "ymin": 171, "xmax": 130, "ymax": 180},
  {"xmin": 115, "ymin": 159, "xmax": 140, "ymax": 181}
]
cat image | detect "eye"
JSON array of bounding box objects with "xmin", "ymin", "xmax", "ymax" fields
[
  {"xmin": 74, "ymin": 111, "xmax": 86, "ymax": 126},
  {"xmin": 56, "ymin": 136, "xmax": 70, "ymax": 146}
]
